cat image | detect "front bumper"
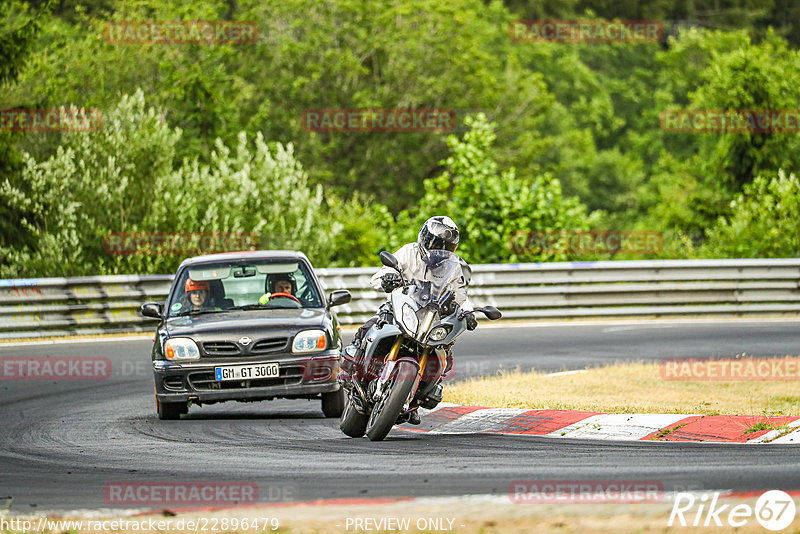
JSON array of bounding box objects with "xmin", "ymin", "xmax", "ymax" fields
[{"xmin": 153, "ymin": 352, "xmax": 340, "ymax": 404}]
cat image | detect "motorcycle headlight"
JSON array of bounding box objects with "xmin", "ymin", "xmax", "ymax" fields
[
  {"xmin": 165, "ymin": 338, "xmax": 200, "ymax": 361},
  {"xmin": 428, "ymin": 326, "xmax": 450, "ymax": 342},
  {"xmin": 402, "ymin": 304, "xmax": 419, "ymax": 334},
  {"xmin": 293, "ymin": 329, "xmax": 327, "ymax": 353}
]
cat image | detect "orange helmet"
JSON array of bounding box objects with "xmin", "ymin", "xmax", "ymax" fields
[{"xmin": 185, "ymin": 279, "xmax": 210, "ymax": 293}]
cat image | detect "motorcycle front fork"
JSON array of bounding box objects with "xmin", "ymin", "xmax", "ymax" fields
[{"xmin": 348, "ymin": 340, "xmax": 449, "ymax": 416}]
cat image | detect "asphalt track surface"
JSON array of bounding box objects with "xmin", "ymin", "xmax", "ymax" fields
[{"xmin": 2, "ymin": 319, "xmax": 800, "ymax": 513}]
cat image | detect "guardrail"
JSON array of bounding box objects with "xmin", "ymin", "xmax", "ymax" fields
[{"xmin": 2, "ymin": 259, "xmax": 800, "ymax": 339}]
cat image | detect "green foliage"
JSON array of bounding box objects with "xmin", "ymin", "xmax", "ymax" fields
[
  {"xmin": 4, "ymin": 1, "xmax": 800, "ymax": 276},
  {"xmin": 0, "ymin": 0, "xmax": 54, "ymax": 249},
  {"xmin": 0, "ymin": 0, "xmax": 52, "ymax": 87},
  {"xmin": 702, "ymin": 171, "xmax": 800, "ymax": 258},
  {"xmin": 0, "ymin": 91, "xmax": 378, "ymax": 277},
  {"xmin": 638, "ymin": 28, "xmax": 800, "ymax": 241},
  {"xmin": 396, "ymin": 114, "xmax": 596, "ymax": 264},
  {"xmin": 6, "ymin": 0, "xmax": 555, "ymax": 212},
  {"xmin": 690, "ymin": 30, "xmax": 800, "ymax": 191}
]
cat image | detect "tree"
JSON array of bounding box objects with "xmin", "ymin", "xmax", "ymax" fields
[
  {"xmin": 0, "ymin": 0, "xmax": 53, "ymax": 249},
  {"xmin": 394, "ymin": 114, "xmax": 597, "ymax": 264},
  {"xmin": 0, "ymin": 90, "xmax": 380, "ymax": 277}
]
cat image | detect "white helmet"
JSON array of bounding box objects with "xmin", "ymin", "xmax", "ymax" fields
[{"xmin": 417, "ymin": 216, "xmax": 459, "ymax": 253}]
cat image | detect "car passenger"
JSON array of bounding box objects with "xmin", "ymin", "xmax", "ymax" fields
[{"xmin": 182, "ymin": 279, "xmax": 214, "ymax": 311}]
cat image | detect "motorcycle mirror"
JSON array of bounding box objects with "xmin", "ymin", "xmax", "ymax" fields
[
  {"xmin": 380, "ymin": 251, "xmax": 401, "ymax": 272},
  {"xmin": 476, "ymin": 306, "xmax": 502, "ymax": 320}
]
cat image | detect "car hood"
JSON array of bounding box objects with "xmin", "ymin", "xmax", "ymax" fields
[{"xmin": 163, "ymin": 308, "xmax": 327, "ymax": 338}]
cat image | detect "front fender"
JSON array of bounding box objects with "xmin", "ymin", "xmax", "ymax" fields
[{"xmin": 375, "ymin": 357, "xmax": 421, "ymax": 402}]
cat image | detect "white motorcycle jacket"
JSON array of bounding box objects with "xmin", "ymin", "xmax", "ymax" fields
[{"xmin": 370, "ymin": 243, "xmax": 474, "ymax": 312}]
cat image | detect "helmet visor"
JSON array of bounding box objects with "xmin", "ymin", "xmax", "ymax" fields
[{"xmin": 420, "ymin": 219, "xmax": 459, "ymax": 251}]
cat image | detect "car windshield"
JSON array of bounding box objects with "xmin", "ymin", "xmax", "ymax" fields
[
  {"xmin": 166, "ymin": 260, "xmax": 323, "ymax": 317},
  {"xmin": 407, "ymin": 249, "xmax": 464, "ymax": 305}
]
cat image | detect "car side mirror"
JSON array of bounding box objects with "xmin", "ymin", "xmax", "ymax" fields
[
  {"xmin": 141, "ymin": 302, "xmax": 163, "ymax": 319},
  {"xmin": 475, "ymin": 306, "xmax": 502, "ymax": 320},
  {"xmin": 328, "ymin": 290, "xmax": 352, "ymax": 308},
  {"xmin": 380, "ymin": 251, "xmax": 401, "ymax": 272}
]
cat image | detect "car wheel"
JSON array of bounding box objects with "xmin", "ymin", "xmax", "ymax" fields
[
  {"xmin": 321, "ymin": 389, "xmax": 344, "ymax": 418},
  {"xmin": 155, "ymin": 394, "xmax": 185, "ymax": 420}
]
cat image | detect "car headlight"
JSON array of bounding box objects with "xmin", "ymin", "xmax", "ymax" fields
[
  {"xmin": 428, "ymin": 326, "xmax": 450, "ymax": 342},
  {"xmin": 293, "ymin": 329, "xmax": 327, "ymax": 353},
  {"xmin": 401, "ymin": 304, "xmax": 419, "ymax": 334},
  {"xmin": 165, "ymin": 338, "xmax": 200, "ymax": 361}
]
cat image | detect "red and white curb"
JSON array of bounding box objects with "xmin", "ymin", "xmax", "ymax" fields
[{"xmin": 406, "ymin": 404, "xmax": 800, "ymax": 443}]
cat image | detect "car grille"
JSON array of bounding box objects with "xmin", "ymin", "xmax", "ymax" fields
[
  {"xmin": 250, "ymin": 337, "xmax": 289, "ymax": 354},
  {"xmin": 202, "ymin": 341, "xmax": 240, "ymax": 356},
  {"xmin": 187, "ymin": 365, "xmax": 305, "ymax": 390}
]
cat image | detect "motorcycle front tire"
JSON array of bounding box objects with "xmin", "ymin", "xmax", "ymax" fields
[{"xmin": 365, "ymin": 361, "xmax": 417, "ymax": 441}]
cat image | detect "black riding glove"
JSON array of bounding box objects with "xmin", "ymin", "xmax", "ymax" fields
[
  {"xmin": 465, "ymin": 311, "xmax": 478, "ymax": 331},
  {"xmin": 381, "ymin": 272, "xmax": 402, "ymax": 292}
]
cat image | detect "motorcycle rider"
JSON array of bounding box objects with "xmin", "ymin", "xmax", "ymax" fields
[{"xmin": 338, "ymin": 216, "xmax": 478, "ymax": 423}]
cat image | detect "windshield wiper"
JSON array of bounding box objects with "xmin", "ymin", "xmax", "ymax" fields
[
  {"xmin": 227, "ymin": 304, "xmax": 267, "ymax": 311},
  {"xmin": 173, "ymin": 308, "xmax": 225, "ymax": 317}
]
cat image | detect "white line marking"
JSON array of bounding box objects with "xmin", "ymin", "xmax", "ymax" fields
[
  {"xmin": 545, "ymin": 413, "xmax": 691, "ymax": 441},
  {"xmin": 762, "ymin": 421, "xmax": 800, "ymax": 444},
  {"xmin": 544, "ymin": 370, "xmax": 588, "ymax": 378}
]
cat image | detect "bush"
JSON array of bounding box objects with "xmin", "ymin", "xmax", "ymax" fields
[
  {"xmin": 394, "ymin": 114, "xmax": 597, "ymax": 264},
  {"xmin": 702, "ymin": 170, "xmax": 800, "ymax": 258},
  {"xmin": 0, "ymin": 90, "xmax": 382, "ymax": 277}
]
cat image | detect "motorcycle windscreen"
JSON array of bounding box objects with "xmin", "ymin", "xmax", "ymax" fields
[{"xmin": 413, "ymin": 249, "xmax": 463, "ymax": 303}]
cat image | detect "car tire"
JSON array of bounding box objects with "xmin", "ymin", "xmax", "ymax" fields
[
  {"xmin": 156, "ymin": 396, "xmax": 185, "ymax": 420},
  {"xmin": 321, "ymin": 389, "xmax": 344, "ymax": 418}
]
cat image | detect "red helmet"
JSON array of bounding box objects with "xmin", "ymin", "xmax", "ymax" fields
[{"xmin": 185, "ymin": 279, "xmax": 210, "ymax": 293}]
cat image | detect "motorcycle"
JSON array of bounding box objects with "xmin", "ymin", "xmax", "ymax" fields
[{"xmin": 339, "ymin": 249, "xmax": 502, "ymax": 441}]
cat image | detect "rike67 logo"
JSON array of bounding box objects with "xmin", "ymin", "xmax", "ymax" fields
[{"xmin": 669, "ymin": 490, "xmax": 796, "ymax": 531}]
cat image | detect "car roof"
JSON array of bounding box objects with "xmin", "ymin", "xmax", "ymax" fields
[{"xmin": 178, "ymin": 250, "xmax": 310, "ymax": 269}]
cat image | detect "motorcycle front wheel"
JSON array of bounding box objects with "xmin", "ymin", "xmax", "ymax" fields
[{"xmin": 365, "ymin": 361, "xmax": 417, "ymax": 441}]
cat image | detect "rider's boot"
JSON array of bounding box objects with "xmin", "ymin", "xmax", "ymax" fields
[
  {"xmin": 396, "ymin": 407, "xmax": 421, "ymax": 425},
  {"xmin": 408, "ymin": 409, "xmax": 421, "ymax": 425}
]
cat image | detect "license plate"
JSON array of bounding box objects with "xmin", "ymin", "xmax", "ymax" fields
[{"xmin": 214, "ymin": 363, "xmax": 280, "ymax": 381}]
